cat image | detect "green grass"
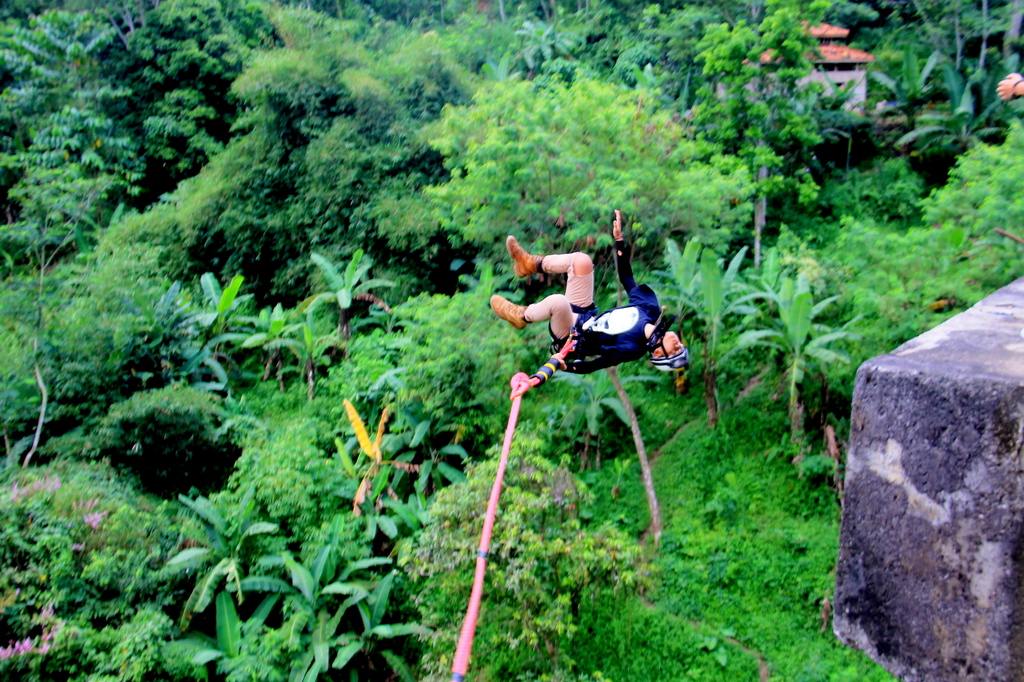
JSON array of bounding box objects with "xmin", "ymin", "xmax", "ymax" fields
[{"xmin": 568, "ymin": 373, "xmax": 895, "ymax": 682}]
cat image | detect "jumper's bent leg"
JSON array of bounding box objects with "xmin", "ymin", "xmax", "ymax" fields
[
  {"xmin": 525, "ymin": 294, "xmax": 575, "ymax": 340},
  {"xmin": 538, "ymin": 252, "xmax": 594, "ymax": 309}
]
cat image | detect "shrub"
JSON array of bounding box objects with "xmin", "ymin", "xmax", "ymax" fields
[
  {"xmin": 87, "ymin": 387, "xmax": 240, "ymax": 498},
  {"xmin": 408, "ymin": 434, "xmax": 650, "ymax": 679}
]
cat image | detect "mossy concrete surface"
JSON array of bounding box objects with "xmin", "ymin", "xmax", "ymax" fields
[{"xmin": 835, "ymin": 276, "xmax": 1024, "ymax": 681}]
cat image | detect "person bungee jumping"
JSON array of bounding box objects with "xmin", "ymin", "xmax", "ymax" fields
[{"xmin": 490, "ymin": 210, "xmax": 689, "ymax": 376}]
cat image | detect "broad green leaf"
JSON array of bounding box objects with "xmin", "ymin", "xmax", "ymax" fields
[
  {"xmin": 321, "ymin": 582, "xmax": 370, "ymax": 599},
  {"xmin": 409, "ymin": 419, "xmax": 431, "ymax": 447},
  {"xmin": 283, "ymin": 555, "xmax": 316, "ymax": 603},
  {"xmin": 438, "ymin": 444, "xmax": 468, "ymax": 459},
  {"xmin": 700, "ymin": 249, "xmax": 724, "ymax": 321},
  {"xmin": 242, "ymin": 522, "xmax": 279, "ymax": 538},
  {"xmin": 166, "ymin": 547, "xmax": 210, "ymax": 570},
  {"xmin": 313, "ymin": 611, "xmax": 330, "ymax": 675},
  {"xmin": 368, "ymin": 572, "xmax": 394, "ymax": 629},
  {"xmin": 376, "ymin": 515, "xmax": 398, "ymax": 539},
  {"xmin": 787, "ymin": 292, "xmax": 813, "ymax": 349},
  {"xmin": 238, "ymin": 576, "xmax": 292, "ymax": 593},
  {"xmin": 311, "ymin": 253, "xmax": 346, "ymax": 292},
  {"xmin": 339, "ymin": 557, "xmax": 392, "ymax": 581},
  {"xmin": 416, "ymin": 461, "xmax": 433, "ymax": 493},
  {"xmin": 332, "ymin": 641, "xmax": 362, "ymax": 670},
  {"xmin": 336, "ymin": 438, "xmax": 357, "ymax": 478},
  {"xmin": 200, "ymin": 272, "xmax": 222, "ymax": 307},
  {"xmin": 436, "ymin": 462, "xmax": 466, "ymax": 484},
  {"xmin": 215, "ymin": 591, "xmax": 240, "ymax": 658},
  {"xmin": 218, "ymin": 275, "xmax": 245, "ymax": 315},
  {"xmin": 245, "ymin": 594, "xmax": 280, "ymax": 633},
  {"xmin": 191, "ymin": 648, "xmax": 226, "ymax": 665}
]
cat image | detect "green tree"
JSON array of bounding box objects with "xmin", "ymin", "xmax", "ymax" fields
[
  {"xmin": 694, "ymin": 0, "xmax": 827, "ymax": 267},
  {"xmin": 280, "ymin": 308, "xmax": 341, "ymax": 400},
  {"xmin": 515, "ymin": 19, "xmax": 580, "ymax": 76},
  {"xmin": 896, "ymin": 63, "xmax": 1007, "ymax": 156},
  {"xmin": 428, "ymin": 77, "xmax": 749, "ymax": 259},
  {"xmin": 104, "ymin": 0, "xmax": 272, "ymax": 199},
  {"xmin": 924, "ymin": 120, "xmax": 1024, "ymax": 239},
  {"xmin": 552, "ymin": 371, "xmax": 632, "ymax": 470},
  {"xmin": 239, "ymin": 303, "xmax": 293, "ymax": 387},
  {"xmin": 409, "ymin": 438, "xmax": 649, "ymax": 677}
]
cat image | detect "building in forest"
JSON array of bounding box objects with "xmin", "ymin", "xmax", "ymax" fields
[
  {"xmin": 803, "ymin": 23, "xmax": 876, "ymax": 106},
  {"xmin": 758, "ymin": 23, "xmax": 876, "ymax": 107}
]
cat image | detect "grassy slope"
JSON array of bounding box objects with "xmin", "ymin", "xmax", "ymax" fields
[{"xmin": 566, "ymin": 366, "xmax": 895, "ymax": 682}]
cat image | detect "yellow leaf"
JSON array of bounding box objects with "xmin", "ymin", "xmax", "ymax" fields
[
  {"xmin": 372, "ymin": 406, "xmax": 390, "ymax": 463},
  {"xmin": 353, "ymin": 478, "xmax": 369, "ymax": 516},
  {"xmin": 343, "ymin": 399, "xmax": 374, "ymax": 459}
]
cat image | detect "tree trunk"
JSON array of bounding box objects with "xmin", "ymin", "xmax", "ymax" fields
[
  {"xmin": 703, "ymin": 345, "xmax": 719, "ymax": 429},
  {"xmin": 788, "ymin": 364, "xmax": 803, "ymax": 442},
  {"xmin": 1007, "ymin": 0, "xmax": 1023, "ymax": 59},
  {"xmin": 498, "ymin": 0, "xmax": 506, "ymax": 21},
  {"xmin": 980, "ymin": 0, "xmax": 989, "ymax": 70},
  {"xmin": 22, "ymin": 362, "xmax": 48, "ymax": 468},
  {"xmin": 606, "ymin": 367, "xmax": 662, "ymax": 545},
  {"xmin": 307, "ymin": 359, "xmax": 315, "ymax": 400},
  {"xmin": 753, "ymin": 165, "xmax": 768, "ymax": 269}
]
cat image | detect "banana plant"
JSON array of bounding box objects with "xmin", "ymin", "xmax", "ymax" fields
[
  {"xmin": 305, "ymin": 251, "xmax": 393, "ymax": 349},
  {"xmin": 192, "ymin": 272, "xmax": 252, "ymax": 340},
  {"xmin": 336, "ymin": 400, "xmax": 448, "ymax": 558},
  {"xmin": 239, "ymin": 303, "xmax": 293, "ymax": 387},
  {"xmin": 482, "ymin": 52, "xmax": 522, "ymax": 82},
  {"xmin": 166, "ymin": 486, "xmax": 280, "ymax": 630},
  {"xmin": 276, "ymin": 309, "xmax": 341, "ymax": 400},
  {"xmin": 654, "ymin": 240, "xmax": 759, "ymax": 427},
  {"xmin": 255, "ymin": 518, "xmax": 416, "ymax": 682},
  {"xmin": 896, "ymin": 64, "xmax": 1005, "ymax": 156},
  {"xmin": 515, "ymin": 18, "xmax": 580, "ymax": 75},
  {"xmin": 727, "ymin": 274, "xmax": 859, "ymax": 440},
  {"xmin": 869, "ymin": 47, "xmax": 939, "ymax": 133},
  {"xmin": 176, "ymin": 592, "xmax": 280, "ymax": 667}
]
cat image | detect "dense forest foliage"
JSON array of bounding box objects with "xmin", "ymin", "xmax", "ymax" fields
[{"xmin": 1, "ymin": 0, "xmax": 1022, "ymax": 679}]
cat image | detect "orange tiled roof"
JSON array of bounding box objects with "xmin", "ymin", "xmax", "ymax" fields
[
  {"xmin": 815, "ymin": 44, "xmax": 875, "ymax": 63},
  {"xmin": 758, "ymin": 44, "xmax": 875, "ymax": 65},
  {"xmin": 809, "ymin": 23, "xmax": 850, "ymax": 39}
]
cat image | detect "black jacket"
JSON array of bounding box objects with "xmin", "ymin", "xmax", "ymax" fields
[{"xmin": 561, "ymin": 239, "xmax": 661, "ymax": 374}]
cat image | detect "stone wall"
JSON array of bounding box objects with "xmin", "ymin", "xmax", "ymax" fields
[{"xmin": 834, "ymin": 277, "xmax": 1024, "ymax": 681}]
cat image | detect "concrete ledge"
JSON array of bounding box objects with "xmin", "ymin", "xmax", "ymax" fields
[{"xmin": 835, "ymin": 277, "xmax": 1024, "ymax": 681}]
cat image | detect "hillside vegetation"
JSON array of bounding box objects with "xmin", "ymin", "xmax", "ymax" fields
[{"xmin": 0, "ymin": 0, "xmax": 1021, "ymax": 680}]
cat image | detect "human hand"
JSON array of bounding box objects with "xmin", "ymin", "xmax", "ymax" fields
[
  {"xmin": 612, "ymin": 209, "xmax": 623, "ymax": 241},
  {"xmin": 997, "ymin": 73, "xmax": 1024, "ymax": 101}
]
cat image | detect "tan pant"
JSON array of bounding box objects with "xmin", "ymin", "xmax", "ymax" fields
[{"xmin": 524, "ymin": 253, "xmax": 594, "ymax": 339}]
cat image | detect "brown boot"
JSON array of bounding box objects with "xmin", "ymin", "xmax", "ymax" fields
[
  {"xmin": 490, "ymin": 295, "xmax": 528, "ymax": 330},
  {"xmin": 506, "ymin": 235, "xmax": 543, "ymax": 278}
]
